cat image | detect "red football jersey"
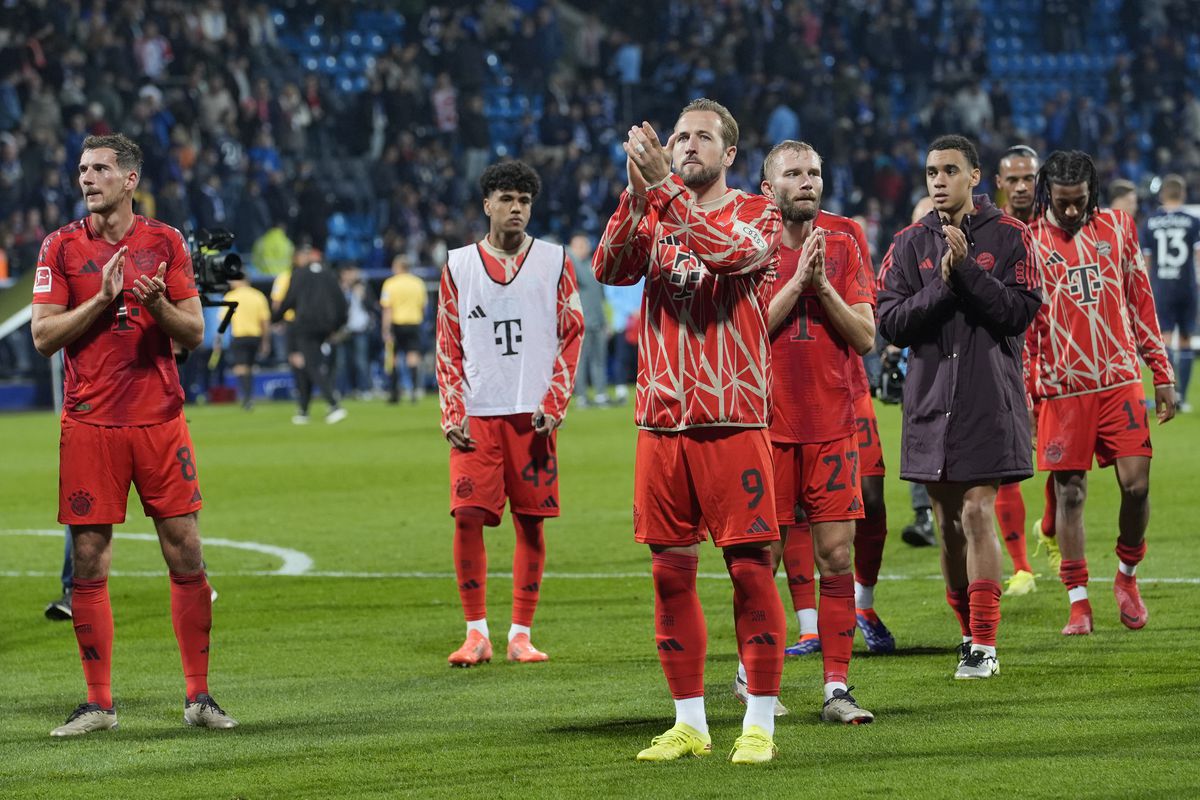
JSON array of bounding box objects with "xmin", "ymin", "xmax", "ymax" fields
[
  {"xmin": 31, "ymin": 215, "xmax": 197, "ymax": 426},
  {"xmin": 593, "ymin": 174, "xmax": 781, "ymax": 431},
  {"xmin": 817, "ymin": 210, "xmax": 876, "ymax": 398},
  {"xmin": 1025, "ymin": 209, "xmax": 1174, "ymax": 399},
  {"xmin": 770, "ymin": 230, "xmax": 875, "ymax": 444}
]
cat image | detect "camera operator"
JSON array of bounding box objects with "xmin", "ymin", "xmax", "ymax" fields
[
  {"xmin": 30, "ymin": 133, "xmax": 238, "ymax": 734},
  {"xmin": 272, "ymin": 242, "xmax": 349, "ymax": 424}
]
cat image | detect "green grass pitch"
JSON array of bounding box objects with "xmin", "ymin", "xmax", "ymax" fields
[{"xmin": 1, "ymin": 387, "xmax": 1197, "ymax": 798}]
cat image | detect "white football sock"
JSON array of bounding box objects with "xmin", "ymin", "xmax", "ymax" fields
[
  {"xmin": 743, "ymin": 695, "xmax": 776, "ymax": 735},
  {"xmin": 824, "ymin": 681, "xmax": 848, "ymax": 701},
  {"xmin": 1068, "ymin": 586, "xmax": 1089, "ymax": 603},
  {"xmin": 1118, "ymin": 561, "xmax": 1137, "ymax": 577},
  {"xmin": 466, "ymin": 618, "xmax": 489, "ymax": 638},
  {"xmin": 855, "ymin": 581, "xmax": 874, "ymax": 610},
  {"xmin": 797, "ymin": 608, "xmax": 818, "ymax": 637},
  {"xmin": 508, "ymin": 623, "xmax": 530, "ymax": 642},
  {"xmin": 674, "ymin": 696, "xmax": 707, "ymax": 735}
]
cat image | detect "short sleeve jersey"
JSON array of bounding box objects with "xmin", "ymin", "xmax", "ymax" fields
[
  {"xmin": 31, "ymin": 215, "xmax": 198, "ymax": 425},
  {"xmin": 1142, "ymin": 207, "xmax": 1200, "ymax": 296},
  {"xmin": 770, "ymin": 230, "xmax": 875, "ymax": 443}
]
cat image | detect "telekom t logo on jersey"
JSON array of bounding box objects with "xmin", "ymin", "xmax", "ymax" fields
[
  {"xmin": 493, "ymin": 318, "xmax": 522, "ymax": 355},
  {"xmin": 1065, "ymin": 262, "xmax": 1102, "ymax": 305}
]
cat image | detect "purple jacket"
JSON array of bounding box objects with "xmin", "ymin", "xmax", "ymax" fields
[{"xmin": 877, "ymin": 195, "xmax": 1040, "ymax": 484}]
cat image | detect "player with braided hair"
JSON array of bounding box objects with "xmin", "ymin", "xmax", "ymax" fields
[{"xmin": 1025, "ymin": 150, "xmax": 1176, "ymax": 636}]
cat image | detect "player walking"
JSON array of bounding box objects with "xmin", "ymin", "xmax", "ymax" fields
[
  {"xmin": 1142, "ymin": 174, "xmax": 1199, "ymax": 412},
  {"xmin": 436, "ymin": 160, "xmax": 583, "ymax": 667},
  {"xmin": 594, "ymin": 99, "xmax": 785, "ymax": 764},
  {"xmin": 1026, "ymin": 150, "xmax": 1176, "ymax": 635},
  {"xmin": 878, "ymin": 135, "xmax": 1040, "ymax": 679}
]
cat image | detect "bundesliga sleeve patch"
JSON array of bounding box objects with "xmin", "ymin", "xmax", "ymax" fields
[{"xmin": 33, "ymin": 266, "xmax": 53, "ymax": 294}]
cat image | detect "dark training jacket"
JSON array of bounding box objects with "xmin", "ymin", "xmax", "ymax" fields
[
  {"xmin": 274, "ymin": 262, "xmax": 348, "ymax": 336},
  {"xmin": 877, "ymin": 195, "xmax": 1041, "ymax": 483}
]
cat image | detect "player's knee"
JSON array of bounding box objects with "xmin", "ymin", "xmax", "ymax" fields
[
  {"xmin": 1057, "ymin": 478, "xmax": 1087, "ymax": 512},
  {"xmin": 959, "ymin": 499, "xmax": 991, "ymax": 536},
  {"xmin": 1119, "ymin": 476, "xmax": 1149, "ymax": 503},
  {"xmin": 813, "ymin": 540, "xmax": 852, "ymax": 574}
]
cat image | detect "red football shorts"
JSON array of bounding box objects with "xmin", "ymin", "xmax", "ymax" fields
[
  {"xmin": 633, "ymin": 427, "xmax": 778, "ymax": 548},
  {"xmin": 59, "ymin": 413, "xmax": 203, "ymax": 524},
  {"xmin": 1037, "ymin": 383, "xmax": 1153, "ymax": 471},
  {"xmin": 449, "ymin": 414, "xmax": 559, "ymax": 525},
  {"xmin": 853, "ymin": 393, "xmax": 886, "ymax": 478},
  {"xmin": 773, "ymin": 433, "xmax": 865, "ymax": 525}
]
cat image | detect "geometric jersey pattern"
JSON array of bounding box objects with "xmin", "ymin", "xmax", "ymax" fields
[
  {"xmin": 1026, "ymin": 209, "xmax": 1174, "ymax": 399},
  {"xmin": 592, "ymin": 174, "xmax": 782, "ymax": 431}
]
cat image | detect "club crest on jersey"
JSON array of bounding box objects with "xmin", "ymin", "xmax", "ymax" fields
[
  {"xmin": 455, "ymin": 476, "xmax": 475, "ymax": 499},
  {"xmin": 976, "ymin": 252, "xmax": 995, "ymax": 270},
  {"xmin": 69, "ymin": 489, "xmax": 95, "ymax": 517},
  {"xmin": 1044, "ymin": 440, "xmax": 1065, "ymax": 465},
  {"xmin": 34, "ymin": 266, "xmax": 53, "ymax": 293},
  {"xmin": 1097, "ymin": 241, "xmax": 1112, "ymax": 257},
  {"xmin": 131, "ymin": 249, "xmax": 159, "ymax": 274}
]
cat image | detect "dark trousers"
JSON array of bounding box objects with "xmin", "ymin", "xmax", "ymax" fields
[{"xmin": 296, "ymin": 331, "xmax": 340, "ymax": 414}]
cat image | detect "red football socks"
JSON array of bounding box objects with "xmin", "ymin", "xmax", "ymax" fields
[
  {"xmin": 782, "ymin": 521, "xmax": 816, "ymax": 612},
  {"xmin": 1060, "ymin": 558, "xmax": 1089, "ymax": 590},
  {"xmin": 71, "ymin": 577, "xmax": 114, "ymax": 708},
  {"xmin": 1115, "ymin": 539, "xmax": 1146, "ymax": 568},
  {"xmin": 967, "ymin": 579, "xmax": 1002, "ymax": 647},
  {"xmin": 453, "ymin": 508, "xmax": 488, "ymax": 621},
  {"xmin": 511, "ymin": 514, "xmax": 545, "ymax": 627},
  {"xmin": 726, "ymin": 548, "xmax": 785, "ymax": 696},
  {"xmin": 818, "ymin": 573, "xmax": 855, "ymax": 685},
  {"xmin": 169, "ymin": 570, "xmax": 213, "ymax": 700},
  {"xmin": 853, "ymin": 513, "xmax": 887, "ymax": 588},
  {"xmin": 651, "ymin": 551, "xmax": 706, "ymax": 699},
  {"xmin": 946, "ymin": 586, "xmax": 971, "ymax": 637},
  {"xmin": 995, "ymin": 483, "xmax": 1032, "ymax": 572}
]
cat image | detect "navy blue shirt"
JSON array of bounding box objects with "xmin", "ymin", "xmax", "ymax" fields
[{"xmin": 1142, "ymin": 207, "xmax": 1200, "ymax": 296}]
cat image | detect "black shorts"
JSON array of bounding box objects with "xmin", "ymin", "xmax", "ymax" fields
[
  {"xmin": 285, "ymin": 324, "xmax": 299, "ymax": 355},
  {"xmin": 392, "ymin": 324, "xmax": 422, "ymax": 354},
  {"xmin": 229, "ymin": 336, "xmax": 260, "ymax": 367}
]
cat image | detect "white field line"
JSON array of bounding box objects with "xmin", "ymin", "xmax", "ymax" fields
[
  {"xmin": 3, "ymin": 530, "xmax": 1198, "ymax": 583},
  {"xmin": 0, "ymin": 529, "xmax": 313, "ymax": 575}
]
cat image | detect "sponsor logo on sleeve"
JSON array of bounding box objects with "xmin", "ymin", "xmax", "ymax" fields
[
  {"xmin": 33, "ymin": 266, "xmax": 52, "ymax": 294},
  {"xmin": 733, "ymin": 221, "xmax": 768, "ymax": 252}
]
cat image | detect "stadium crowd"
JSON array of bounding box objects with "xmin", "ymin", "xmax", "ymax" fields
[{"xmin": 2, "ymin": 0, "xmax": 1200, "ymax": 388}]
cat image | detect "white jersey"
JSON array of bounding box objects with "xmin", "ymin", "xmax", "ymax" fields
[{"xmin": 447, "ymin": 239, "xmax": 563, "ymax": 416}]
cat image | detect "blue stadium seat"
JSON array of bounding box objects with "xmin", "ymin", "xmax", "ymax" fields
[{"xmin": 328, "ymin": 213, "xmax": 349, "ymax": 237}]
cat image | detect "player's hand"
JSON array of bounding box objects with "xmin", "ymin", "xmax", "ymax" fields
[
  {"xmin": 98, "ymin": 246, "xmax": 127, "ymax": 303},
  {"xmin": 131, "ymin": 262, "xmax": 168, "ymax": 310},
  {"xmin": 810, "ymin": 233, "xmax": 829, "ymax": 293},
  {"xmin": 532, "ymin": 408, "xmax": 559, "ymax": 436},
  {"xmin": 1028, "ymin": 406, "xmax": 1038, "ymax": 445},
  {"xmin": 446, "ymin": 421, "xmax": 475, "ymax": 451},
  {"xmin": 941, "ymin": 217, "xmax": 968, "ymax": 269},
  {"xmin": 626, "ymin": 122, "xmax": 674, "ymax": 186},
  {"xmin": 1155, "ymin": 384, "xmax": 1178, "ymax": 424}
]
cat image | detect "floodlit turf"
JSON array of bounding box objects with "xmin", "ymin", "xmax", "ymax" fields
[{"xmin": 1, "ymin": 388, "xmax": 1198, "ymax": 799}]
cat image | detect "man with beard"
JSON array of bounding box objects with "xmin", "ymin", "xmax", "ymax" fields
[
  {"xmin": 758, "ymin": 140, "xmax": 876, "ymax": 723},
  {"xmin": 1025, "ymin": 150, "xmax": 1176, "ymax": 635},
  {"xmin": 31, "ymin": 133, "xmax": 237, "ymax": 735},
  {"xmin": 877, "ymin": 135, "xmax": 1041, "ymax": 679},
  {"xmin": 594, "ymin": 99, "xmax": 784, "ymax": 763},
  {"xmin": 992, "ymin": 144, "xmax": 1042, "ymax": 596}
]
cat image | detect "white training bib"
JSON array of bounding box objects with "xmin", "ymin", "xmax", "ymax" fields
[{"xmin": 448, "ymin": 239, "xmax": 562, "ymax": 416}]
